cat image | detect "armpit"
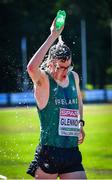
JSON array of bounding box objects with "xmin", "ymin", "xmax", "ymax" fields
[
  {"xmin": 35, "ymin": 71, "xmax": 48, "ymax": 87},
  {"xmin": 37, "ymin": 80, "xmax": 41, "ymax": 86}
]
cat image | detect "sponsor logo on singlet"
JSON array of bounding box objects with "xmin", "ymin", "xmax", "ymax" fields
[{"xmin": 58, "ymin": 108, "xmax": 80, "ymax": 137}]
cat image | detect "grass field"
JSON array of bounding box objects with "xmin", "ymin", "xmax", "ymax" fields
[{"xmin": 0, "ymin": 104, "xmax": 112, "ymax": 179}]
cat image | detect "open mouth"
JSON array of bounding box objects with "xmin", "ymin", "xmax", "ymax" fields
[{"xmin": 62, "ymin": 75, "xmax": 66, "ymax": 79}]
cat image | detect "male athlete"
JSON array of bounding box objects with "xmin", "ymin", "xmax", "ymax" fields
[{"xmin": 27, "ymin": 19, "xmax": 87, "ymax": 179}]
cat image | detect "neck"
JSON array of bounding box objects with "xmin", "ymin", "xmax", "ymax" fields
[
  {"xmin": 56, "ymin": 77, "xmax": 69, "ymax": 87},
  {"xmin": 51, "ymin": 72, "xmax": 69, "ymax": 87}
]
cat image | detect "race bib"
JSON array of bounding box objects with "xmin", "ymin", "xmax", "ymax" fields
[{"xmin": 58, "ymin": 108, "xmax": 80, "ymax": 137}]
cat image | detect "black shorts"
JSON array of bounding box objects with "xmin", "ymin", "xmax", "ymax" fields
[{"xmin": 26, "ymin": 144, "xmax": 85, "ymax": 177}]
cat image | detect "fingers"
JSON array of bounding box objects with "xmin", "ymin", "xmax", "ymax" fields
[
  {"xmin": 78, "ymin": 137, "xmax": 84, "ymax": 144},
  {"xmin": 50, "ymin": 18, "xmax": 64, "ymax": 36},
  {"xmin": 53, "ymin": 18, "xmax": 56, "ymax": 24},
  {"xmin": 59, "ymin": 25, "xmax": 64, "ymax": 32},
  {"xmin": 51, "ymin": 18, "xmax": 56, "ymax": 28},
  {"xmin": 50, "ymin": 19, "xmax": 55, "ymax": 31},
  {"xmin": 78, "ymin": 130, "xmax": 85, "ymax": 144}
]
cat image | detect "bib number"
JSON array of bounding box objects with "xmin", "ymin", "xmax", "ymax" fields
[{"xmin": 58, "ymin": 108, "xmax": 80, "ymax": 137}]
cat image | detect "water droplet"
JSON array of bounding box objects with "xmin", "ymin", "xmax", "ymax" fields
[{"xmin": 44, "ymin": 163, "xmax": 49, "ymax": 168}]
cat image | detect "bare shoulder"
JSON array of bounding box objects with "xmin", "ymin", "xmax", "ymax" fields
[
  {"xmin": 27, "ymin": 63, "xmax": 48, "ymax": 85},
  {"xmin": 71, "ymin": 71, "xmax": 79, "ymax": 84},
  {"xmin": 71, "ymin": 71, "xmax": 82, "ymax": 97}
]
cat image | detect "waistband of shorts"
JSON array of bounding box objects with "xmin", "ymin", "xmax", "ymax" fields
[{"xmin": 39, "ymin": 144, "xmax": 79, "ymax": 151}]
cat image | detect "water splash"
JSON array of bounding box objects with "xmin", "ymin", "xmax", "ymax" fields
[
  {"xmin": 43, "ymin": 163, "xmax": 49, "ymax": 168},
  {"xmin": 58, "ymin": 35, "xmax": 64, "ymax": 46}
]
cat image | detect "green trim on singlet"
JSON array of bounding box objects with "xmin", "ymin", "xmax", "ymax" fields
[{"xmin": 37, "ymin": 71, "xmax": 79, "ymax": 148}]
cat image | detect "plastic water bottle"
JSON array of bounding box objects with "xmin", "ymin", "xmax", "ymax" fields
[{"xmin": 55, "ymin": 10, "xmax": 66, "ymax": 30}]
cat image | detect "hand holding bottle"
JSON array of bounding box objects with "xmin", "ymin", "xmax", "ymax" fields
[
  {"xmin": 50, "ymin": 10, "xmax": 66, "ymax": 38},
  {"xmin": 55, "ymin": 10, "xmax": 66, "ymax": 30}
]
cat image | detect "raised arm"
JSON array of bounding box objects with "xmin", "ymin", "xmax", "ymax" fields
[{"xmin": 27, "ymin": 19, "xmax": 64, "ymax": 83}]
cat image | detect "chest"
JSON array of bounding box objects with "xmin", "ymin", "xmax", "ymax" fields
[{"xmin": 50, "ymin": 79, "xmax": 78, "ymax": 108}]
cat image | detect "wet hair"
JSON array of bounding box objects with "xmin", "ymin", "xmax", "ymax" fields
[
  {"xmin": 40, "ymin": 36, "xmax": 71, "ymax": 71},
  {"xmin": 48, "ymin": 43, "xmax": 71, "ymax": 62}
]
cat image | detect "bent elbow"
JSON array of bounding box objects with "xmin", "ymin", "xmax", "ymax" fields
[{"xmin": 27, "ymin": 64, "xmax": 34, "ymax": 74}]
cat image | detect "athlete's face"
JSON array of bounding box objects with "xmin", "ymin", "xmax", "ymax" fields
[{"xmin": 51, "ymin": 59, "xmax": 72, "ymax": 81}]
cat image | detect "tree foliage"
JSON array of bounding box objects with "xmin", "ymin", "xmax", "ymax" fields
[{"xmin": 0, "ymin": 0, "xmax": 112, "ymax": 92}]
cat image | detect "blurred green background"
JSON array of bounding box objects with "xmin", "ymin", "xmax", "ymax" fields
[{"xmin": 0, "ymin": 0, "xmax": 112, "ymax": 92}]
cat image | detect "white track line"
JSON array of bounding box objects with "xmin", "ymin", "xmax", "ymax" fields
[{"xmin": 0, "ymin": 175, "xmax": 7, "ymax": 180}]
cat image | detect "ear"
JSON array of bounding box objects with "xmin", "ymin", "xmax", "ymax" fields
[
  {"xmin": 48, "ymin": 64, "xmax": 53, "ymax": 68},
  {"xmin": 48, "ymin": 62, "xmax": 53, "ymax": 68},
  {"xmin": 47, "ymin": 62, "xmax": 54, "ymax": 73}
]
